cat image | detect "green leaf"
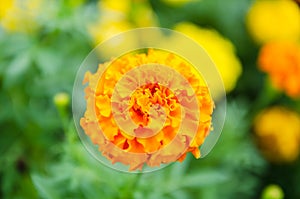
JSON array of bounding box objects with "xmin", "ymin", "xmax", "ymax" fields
[
  {"xmin": 34, "ymin": 48, "xmax": 62, "ymax": 76},
  {"xmin": 181, "ymin": 170, "xmax": 228, "ymax": 188},
  {"xmin": 3, "ymin": 51, "xmax": 31, "ymax": 88},
  {"xmin": 170, "ymin": 155, "xmax": 191, "ymax": 180},
  {"xmin": 31, "ymin": 174, "xmax": 60, "ymax": 199},
  {"xmin": 169, "ymin": 190, "xmax": 190, "ymax": 199}
]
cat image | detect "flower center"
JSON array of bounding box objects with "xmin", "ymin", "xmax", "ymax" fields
[{"xmin": 129, "ymin": 83, "xmax": 178, "ymax": 127}]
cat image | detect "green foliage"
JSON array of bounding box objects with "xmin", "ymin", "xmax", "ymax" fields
[
  {"xmin": 0, "ymin": 1, "xmax": 94, "ymax": 198},
  {"xmin": 26, "ymin": 100, "xmax": 265, "ymax": 199}
]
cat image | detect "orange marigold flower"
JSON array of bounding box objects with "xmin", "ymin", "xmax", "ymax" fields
[
  {"xmin": 258, "ymin": 42, "xmax": 300, "ymax": 98},
  {"xmin": 80, "ymin": 49, "xmax": 214, "ymax": 170}
]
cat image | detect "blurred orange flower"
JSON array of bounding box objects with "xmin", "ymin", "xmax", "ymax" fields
[
  {"xmin": 258, "ymin": 42, "xmax": 300, "ymax": 98},
  {"xmin": 254, "ymin": 107, "xmax": 300, "ymax": 163},
  {"xmin": 80, "ymin": 49, "xmax": 214, "ymax": 170}
]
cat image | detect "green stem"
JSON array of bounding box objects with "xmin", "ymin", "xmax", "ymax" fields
[
  {"xmin": 121, "ymin": 173, "xmax": 143, "ymax": 199},
  {"xmin": 250, "ymin": 78, "xmax": 281, "ymax": 117}
]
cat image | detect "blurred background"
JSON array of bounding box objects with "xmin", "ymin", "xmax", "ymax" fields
[{"xmin": 1, "ymin": 0, "xmax": 300, "ymax": 198}]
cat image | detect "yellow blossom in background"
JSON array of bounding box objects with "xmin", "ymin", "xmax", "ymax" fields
[
  {"xmin": 174, "ymin": 22, "xmax": 242, "ymax": 95},
  {"xmin": 89, "ymin": 0, "xmax": 157, "ymax": 46},
  {"xmin": 0, "ymin": 0, "xmax": 41, "ymax": 33},
  {"xmin": 99, "ymin": 0, "xmax": 131, "ymax": 14},
  {"xmin": 253, "ymin": 107, "xmax": 300, "ymax": 163},
  {"xmin": 162, "ymin": 0, "xmax": 198, "ymax": 7},
  {"xmin": 89, "ymin": 0, "xmax": 132, "ymax": 45},
  {"xmin": 80, "ymin": 49, "xmax": 214, "ymax": 170},
  {"xmin": 89, "ymin": 20, "xmax": 134, "ymax": 45},
  {"xmin": 129, "ymin": 0, "xmax": 157, "ymax": 27},
  {"xmin": 0, "ymin": 0, "xmax": 14, "ymax": 19},
  {"xmin": 247, "ymin": 0, "xmax": 300, "ymax": 44},
  {"xmin": 258, "ymin": 41, "xmax": 300, "ymax": 98}
]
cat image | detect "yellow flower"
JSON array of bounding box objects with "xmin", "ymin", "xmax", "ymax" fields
[
  {"xmin": 174, "ymin": 22, "xmax": 242, "ymax": 95},
  {"xmin": 0, "ymin": 0, "xmax": 41, "ymax": 33},
  {"xmin": 258, "ymin": 41, "xmax": 300, "ymax": 98},
  {"xmin": 246, "ymin": 0, "xmax": 300, "ymax": 44},
  {"xmin": 89, "ymin": 0, "xmax": 157, "ymax": 46},
  {"xmin": 0, "ymin": 0, "xmax": 14, "ymax": 19},
  {"xmin": 129, "ymin": 0, "xmax": 157, "ymax": 27},
  {"xmin": 99, "ymin": 0, "xmax": 131, "ymax": 14},
  {"xmin": 80, "ymin": 49, "xmax": 214, "ymax": 170},
  {"xmin": 253, "ymin": 107, "xmax": 300, "ymax": 163},
  {"xmin": 89, "ymin": 0, "xmax": 132, "ymax": 46},
  {"xmin": 88, "ymin": 19, "xmax": 134, "ymax": 45},
  {"xmin": 162, "ymin": 0, "xmax": 197, "ymax": 7}
]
